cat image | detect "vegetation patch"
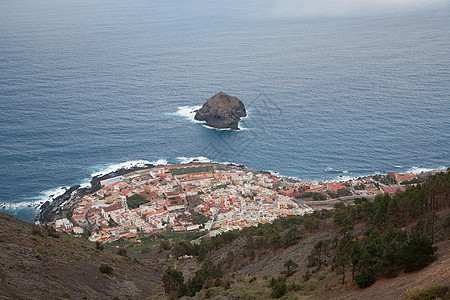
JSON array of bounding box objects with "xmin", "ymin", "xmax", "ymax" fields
[
  {"xmin": 404, "ymin": 285, "xmax": 449, "ymax": 300},
  {"xmin": 295, "ymin": 192, "xmax": 327, "ymax": 201},
  {"xmin": 327, "ymin": 188, "xmax": 352, "ymax": 198},
  {"xmin": 354, "ymin": 270, "xmax": 375, "ymax": 288},
  {"xmin": 126, "ymin": 194, "xmax": 150, "ymax": 209},
  {"xmin": 171, "ymin": 165, "xmax": 214, "ymax": 176},
  {"xmin": 99, "ymin": 263, "xmax": 114, "ymax": 275}
]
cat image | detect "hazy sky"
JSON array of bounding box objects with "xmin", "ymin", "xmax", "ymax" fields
[{"xmin": 267, "ymin": 0, "xmax": 449, "ymax": 17}]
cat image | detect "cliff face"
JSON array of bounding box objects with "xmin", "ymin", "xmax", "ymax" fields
[{"xmin": 194, "ymin": 92, "xmax": 246, "ymax": 130}]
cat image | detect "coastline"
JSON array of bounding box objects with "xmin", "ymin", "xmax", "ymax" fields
[
  {"xmin": 37, "ymin": 162, "xmax": 156, "ymax": 223},
  {"xmin": 36, "ymin": 161, "xmax": 260, "ymax": 224},
  {"xmin": 34, "ymin": 159, "xmax": 447, "ymax": 225}
]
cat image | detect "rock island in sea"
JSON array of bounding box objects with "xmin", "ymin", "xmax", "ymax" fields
[{"xmin": 194, "ymin": 92, "xmax": 247, "ymax": 130}]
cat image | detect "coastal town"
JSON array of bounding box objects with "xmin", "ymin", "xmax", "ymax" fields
[{"xmin": 50, "ymin": 163, "xmax": 422, "ymax": 243}]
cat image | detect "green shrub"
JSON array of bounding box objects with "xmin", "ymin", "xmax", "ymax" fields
[
  {"xmin": 44, "ymin": 225, "xmax": 60, "ymax": 238},
  {"xmin": 305, "ymin": 281, "xmax": 316, "ymax": 292},
  {"xmin": 317, "ymin": 274, "xmax": 326, "ymax": 281},
  {"xmin": 99, "ymin": 263, "xmax": 114, "ymax": 275},
  {"xmin": 405, "ymin": 285, "xmax": 449, "ymax": 300},
  {"xmin": 442, "ymin": 216, "xmax": 450, "ymax": 229},
  {"xmin": 162, "ymin": 268, "xmax": 185, "ymax": 297},
  {"xmin": 31, "ymin": 227, "xmax": 43, "ymax": 237},
  {"xmin": 417, "ymin": 285, "xmax": 448, "ymax": 300},
  {"xmin": 385, "ymin": 270, "xmax": 398, "ymax": 278},
  {"xmin": 403, "ymin": 235, "xmax": 437, "ymax": 273},
  {"xmin": 355, "ymin": 270, "xmax": 375, "ymax": 288},
  {"xmin": 95, "ymin": 241, "xmax": 104, "ymax": 251},
  {"xmin": 160, "ymin": 240, "xmax": 171, "ymax": 250},
  {"xmin": 287, "ymin": 282, "xmax": 303, "ymax": 291},
  {"xmin": 48, "ymin": 230, "xmax": 60, "ymax": 238},
  {"xmin": 302, "ymin": 271, "xmax": 311, "ymax": 282},
  {"xmin": 61, "ymin": 290, "xmax": 71, "ymax": 298},
  {"xmin": 117, "ymin": 248, "xmax": 127, "ymax": 257},
  {"xmin": 271, "ymin": 281, "xmax": 286, "ymax": 298},
  {"xmin": 223, "ymin": 279, "xmax": 231, "ymax": 290}
]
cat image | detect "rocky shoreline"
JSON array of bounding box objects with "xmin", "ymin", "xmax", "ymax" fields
[
  {"xmin": 36, "ymin": 161, "xmax": 257, "ymax": 224},
  {"xmin": 35, "ymin": 160, "xmax": 446, "ymax": 224},
  {"xmin": 37, "ymin": 163, "xmax": 155, "ymax": 223}
]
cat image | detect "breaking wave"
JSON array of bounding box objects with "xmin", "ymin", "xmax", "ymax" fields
[
  {"xmin": 0, "ymin": 186, "xmax": 69, "ymax": 210},
  {"xmin": 407, "ymin": 165, "xmax": 447, "ymax": 174},
  {"xmin": 170, "ymin": 105, "xmax": 203, "ymax": 123},
  {"xmin": 171, "ymin": 105, "xmax": 248, "ymax": 131},
  {"xmin": 176, "ymin": 156, "xmax": 211, "ymax": 164},
  {"xmin": 90, "ymin": 159, "xmax": 155, "ymax": 177}
]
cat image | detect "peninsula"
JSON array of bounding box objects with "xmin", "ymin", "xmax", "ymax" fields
[
  {"xmin": 194, "ymin": 92, "xmax": 246, "ymax": 130},
  {"xmin": 42, "ymin": 161, "xmax": 438, "ymax": 244}
]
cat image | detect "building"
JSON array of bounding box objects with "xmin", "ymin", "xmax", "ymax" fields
[
  {"xmin": 326, "ymin": 182, "xmax": 345, "ymax": 193},
  {"xmin": 381, "ymin": 185, "xmax": 406, "ymax": 194},
  {"xmin": 54, "ymin": 218, "xmax": 73, "ymax": 232},
  {"xmin": 388, "ymin": 172, "xmax": 417, "ymax": 184},
  {"xmin": 101, "ymin": 203, "xmax": 126, "ymax": 219}
]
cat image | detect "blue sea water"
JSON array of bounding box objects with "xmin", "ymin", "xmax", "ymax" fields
[{"xmin": 0, "ymin": 0, "xmax": 449, "ymax": 222}]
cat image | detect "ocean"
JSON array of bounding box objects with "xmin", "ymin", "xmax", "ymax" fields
[{"xmin": 0, "ymin": 0, "xmax": 449, "ymax": 222}]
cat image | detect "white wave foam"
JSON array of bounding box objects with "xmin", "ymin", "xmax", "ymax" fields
[
  {"xmin": 15, "ymin": 160, "xmax": 169, "ymax": 210},
  {"xmin": 79, "ymin": 178, "xmax": 92, "ymax": 189},
  {"xmin": 268, "ymin": 170, "xmax": 278, "ymax": 175},
  {"xmin": 1, "ymin": 186, "xmax": 70, "ymax": 210},
  {"xmin": 150, "ymin": 159, "xmax": 169, "ymax": 166},
  {"xmin": 171, "ymin": 105, "xmax": 203, "ymax": 123},
  {"xmin": 206, "ymin": 124, "xmax": 249, "ymax": 131},
  {"xmin": 267, "ymin": 170, "xmax": 302, "ymax": 181},
  {"xmin": 90, "ymin": 160, "xmax": 154, "ymax": 177},
  {"xmin": 219, "ymin": 161, "xmax": 241, "ymax": 166},
  {"xmin": 324, "ymin": 169, "xmax": 380, "ymax": 183},
  {"xmin": 176, "ymin": 156, "xmax": 211, "ymax": 164},
  {"xmin": 75, "ymin": 160, "xmax": 169, "ymax": 190},
  {"xmin": 334, "ymin": 175, "xmax": 354, "ymax": 182},
  {"xmin": 406, "ymin": 166, "xmax": 447, "ymax": 174},
  {"xmin": 175, "ymin": 157, "xmax": 246, "ymax": 168},
  {"xmin": 3, "ymin": 159, "xmax": 170, "ymax": 211},
  {"xmin": 0, "ymin": 200, "xmax": 42, "ymax": 210},
  {"xmin": 172, "ymin": 105, "xmax": 248, "ymax": 131}
]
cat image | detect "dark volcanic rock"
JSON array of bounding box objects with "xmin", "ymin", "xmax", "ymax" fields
[{"xmin": 194, "ymin": 92, "xmax": 246, "ymax": 130}]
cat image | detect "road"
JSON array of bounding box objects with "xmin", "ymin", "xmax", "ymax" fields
[{"xmin": 294, "ymin": 194, "xmax": 376, "ymax": 211}]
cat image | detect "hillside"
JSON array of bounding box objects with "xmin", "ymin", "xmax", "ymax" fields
[
  {"xmin": 0, "ymin": 212, "xmax": 164, "ymax": 300},
  {"xmin": 164, "ymin": 170, "xmax": 450, "ymax": 299},
  {"xmin": 169, "ymin": 210, "xmax": 449, "ymax": 299},
  {"xmin": 1, "ymin": 170, "xmax": 449, "ymax": 299},
  {"xmin": 334, "ymin": 239, "xmax": 450, "ymax": 300}
]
